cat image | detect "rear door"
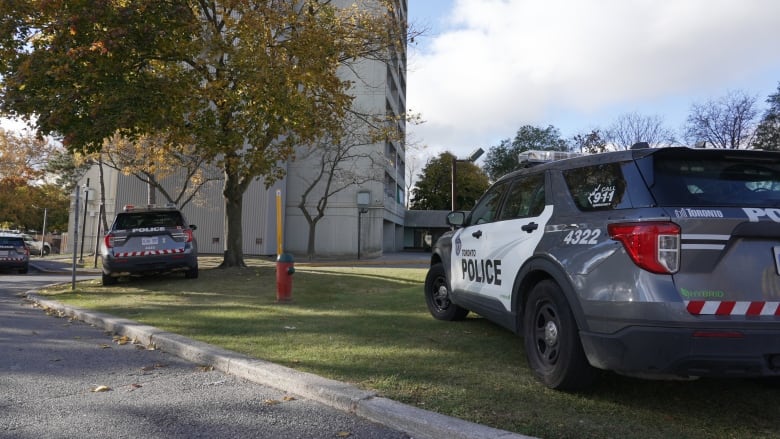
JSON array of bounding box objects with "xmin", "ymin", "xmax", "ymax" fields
[
  {"xmin": 451, "ymin": 173, "xmax": 549, "ymax": 313},
  {"xmin": 644, "ymin": 149, "xmax": 780, "ymax": 316}
]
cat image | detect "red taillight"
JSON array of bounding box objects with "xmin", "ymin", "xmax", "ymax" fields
[
  {"xmin": 608, "ymin": 222, "xmax": 680, "ymax": 274},
  {"xmin": 185, "ymin": 229, "xmax": 193, "ymax": 243},
  {"xmin": 692, "ymin": 331, "xmax": 744, "ymax": 339},
  {"xmin": 104, "ymin": 234, "xmax": 114, "ymax": 249}
]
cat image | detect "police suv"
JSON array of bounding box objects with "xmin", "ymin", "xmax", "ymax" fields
[
  {"xmin": 425, "ymin": 146, "xmax": 780, "ymax": 390},
  {"xmin": 0, "ymin": 232, "xmax": 29, "ymax": 274},
  {"xmin": 100, "ymin": 204, "xmax": 198, "ymax": 285}
]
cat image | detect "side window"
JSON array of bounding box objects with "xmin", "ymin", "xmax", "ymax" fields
[
  {"xmin": 497, "ymin": 174, "xmax": 546, "ymax": 220},
  {"xmin": 467, "ymin": 181, "xmax": 509, "ymax": 225},
  {"xmin": 563, "ymin": 163, "xmax": 627, "ymax": 211}
]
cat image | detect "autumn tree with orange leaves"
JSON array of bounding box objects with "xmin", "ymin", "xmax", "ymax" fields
[{"xmin": 0, "ymin": 129, "xmax": 69, "ymax": 232}]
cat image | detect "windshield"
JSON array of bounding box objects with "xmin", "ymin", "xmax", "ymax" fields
[{"xmin": 114, "ymin": 211, "xmax": 184, "ymax": 230}]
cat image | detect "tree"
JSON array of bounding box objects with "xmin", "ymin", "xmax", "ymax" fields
[
  {"xmin": 102, "ymin": 132, "xmax": 222, "ymax": 209},
  {"xmin": 404, "ymin": 134, "xmax": 428, "ymax": 209},
  {"xmin": 684, "ymin": 90, "xmax": 758, "ymax": 149},
  {"xmin": 0, "ymin": 129, "xmax": 70, "ymax": 232},
  {"xmin": 605, "ymin": 112, "xmax": 676, "ymax": 150},
  {"xmin": 294, "ymin": 112, "xmax": 386, "ymax": 259},
  {"xmin": 753, "ymin": 83, "xmax": 780, "ymax": 151},
  {"xmin": 570, "ymin": 129, "xmax": 608, "ymax": 154},
  {"xmin": 0, "ymin": 178, "xmax": 69, "ymax": 232},
  {"xmin": 0, "ymin": 128, "xmax": 59, "ymax": 181},
  {"xmin": 483, "ymin": 125, "xmax": 569, "ymax": 181},
  {"xmin": 0, "ymin": 1, "xmax": 409, "ymax": 268},
  {"xmin": 44, "ymin": 149, "xmax": 93, "ymax": 194},
  {"xmin": 410, "ymin": 152, "xmax": 489, "ymax": 211}
]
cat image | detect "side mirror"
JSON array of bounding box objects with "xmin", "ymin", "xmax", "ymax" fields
[
  {"xmin": 190, "ymin": 225, "xmax": 198, "ymax": 230},
  {"xmin": 446, "ymin": 211, "xmax": 466, "ymax": 227}
]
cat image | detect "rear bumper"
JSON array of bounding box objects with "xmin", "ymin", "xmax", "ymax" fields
[
  {"xmin": 103, "ymin": 252, "xmax": 197, "ymax": 276},
  {"xmin": 580, "ymin": 326, "xmax": 780, "ymax": 378},
  {"xmin": 0, "ymin": 259, "xmax": 28, "ymax": 271}
]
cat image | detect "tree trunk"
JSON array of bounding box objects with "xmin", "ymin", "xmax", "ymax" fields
[
  {"xmin": 306, "ymin": 217, "xmax": 321, "ymax": 260},
  {"xmin": 219, "ymin": 169, "xmax": 246, "ymax": 268},
  {"xmin": 97, "ymin": 156, "xmax": 109, "ymax": 232},
  {"xmin": 147, "ymin": 181, "xmax": 156, "ymax": 205}
]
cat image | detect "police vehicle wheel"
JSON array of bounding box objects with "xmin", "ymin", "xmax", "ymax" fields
[
  {"xmin": 424, "ymin": 263, "xmax": 469, "ymax": 321},
  {"xmin": 523, "ymin": 280, "xmax": 594, "ymax": 390},
  {"xmin": 185, "ymin": 266, "xmax": 199, "ymax": 279},
  {"xmin": 102, "ymin": 272, "xmax": 118, "ymax": 286}
]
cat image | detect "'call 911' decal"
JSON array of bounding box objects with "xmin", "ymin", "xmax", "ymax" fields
[{"xmin": 563, "ymin": 228, "xmax": 601, "ymax": 245}]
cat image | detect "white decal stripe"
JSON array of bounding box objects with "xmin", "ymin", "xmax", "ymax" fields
[
  {"xmin": 700, "ymin": 301, "xmax": 721, "ymax": 314},
  {"xmin": 732, "ymin": 302, "xmax": 750, "ymax": 315},
  {"xmin": 762, "ymin": 302, "xmax": 779, "ymax": 315},
  {"xmin": 681, "ymin": 234, "xmax": 730, "ymax": 241},
  {"xmin": 681, "ymin": 244, "xmax": 726, "ymax": 250}
]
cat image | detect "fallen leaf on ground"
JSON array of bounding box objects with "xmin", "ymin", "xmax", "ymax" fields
[
  {"xmin": 91, "ymin": 385, "xmax": 112, "ymax": 392},
  {"xmin": 283, "ymin": 396, "xmax": 296, "ymax": 401},
  {"xmin": 113, "ymin": 335, "xmax": 130, "ymax": 345},
  {"xmin": 337, "ymin": 431, "xmax": 351, "ymax": 437},
  {"xmin": 197, "ymin": 365, "xmax": 214, "ymax": 372}
]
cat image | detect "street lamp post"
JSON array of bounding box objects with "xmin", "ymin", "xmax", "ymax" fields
[
  {"xmin": 78, "ymin": 179, "xmax": 90, "ymax": 264},
  {"xmin": 40, "ymin": 207, "xmax": 47, "ymax": 258},
  {"xmin": 451, "ymin": 148, "xmax": 484, "ymax": 211},
  {"xmin": 356, "ymin": 191, "xmax": 370, "ymax": 259}
]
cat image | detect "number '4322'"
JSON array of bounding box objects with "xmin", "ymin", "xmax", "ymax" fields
[{"xmin": 563, "ymin": 229, "xmax": 601, "ymax": 245}]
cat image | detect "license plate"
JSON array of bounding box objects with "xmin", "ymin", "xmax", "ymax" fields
[
  {"xmin": 141, "ymin": 237, "xmax": 159, "ymax": 246},
  {"xmin": 774, "ymin": 246, "xmax": 780, "ymax": 276}
]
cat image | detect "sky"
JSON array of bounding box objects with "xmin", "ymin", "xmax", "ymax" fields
[
  {"xmin": 4, "ymin": 1, "xmax": 780, "ymax": 162},
  {"xmin": 406, "ymin": 0, "xmax": 780, "ymax": 161}
]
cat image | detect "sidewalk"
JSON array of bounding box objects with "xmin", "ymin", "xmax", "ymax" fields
[{"xmin": 26, "ymin": 252, "xmax": 535, "ymax": 439}]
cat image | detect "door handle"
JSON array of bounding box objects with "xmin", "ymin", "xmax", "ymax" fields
[
  {"xmin": 521, "ymin": 222, "xmax": 538, "ymax": 233},
  {"xmin": 472, "ymin": 230, "xmax": 483, "ymax": 239}
]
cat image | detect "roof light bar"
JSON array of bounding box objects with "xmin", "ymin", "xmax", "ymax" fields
[{"xmin": 518, "ymin": 150, "xmax": 581, "ymax": 165}]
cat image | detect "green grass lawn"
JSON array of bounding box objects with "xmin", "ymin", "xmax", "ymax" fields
[{"xmin": 38, "ymin": 257, "xmax": 780, "ymax": 439}]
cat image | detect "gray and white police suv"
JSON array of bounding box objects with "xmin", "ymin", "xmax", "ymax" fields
[
  {"xmin": 425, "ymin": 146, "xmax": 780, "ymax": 390},
  {"xmin": 100, "ymin": 204, "xmax": 198, "ymax": 286}
]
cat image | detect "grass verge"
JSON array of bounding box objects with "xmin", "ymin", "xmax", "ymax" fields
[{"xmin": 38, "ymin": 258, "xmax": 780, "ymax": 439}]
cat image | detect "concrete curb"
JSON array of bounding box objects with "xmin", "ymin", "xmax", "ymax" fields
[{"xmin": 27, "ymin": 293, "xmax": 536, "ymax": 439}]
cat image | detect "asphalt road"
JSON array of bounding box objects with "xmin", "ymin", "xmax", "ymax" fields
[{"xmin": 0, "ymin": 272, "xmax": 409, "ymax": 439}]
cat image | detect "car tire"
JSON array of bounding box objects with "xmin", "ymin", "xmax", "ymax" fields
[
  {"xmin": 424, "ymin": 262, "xmax": 469, "ymax": 321},
  {"xmin": 102, "ymin": 272, "xmax": 118, "ymax": 286},
  {"xmin": 184, "ymin": 266, "xmax": 199, "ymax": 279},
  {"xmin": 523, "ymin": 280, "xmax": 594, "ymax": 390},
  {"xmin": 42, "ymin": 246, "xmax": 50, "ymax": 256}
]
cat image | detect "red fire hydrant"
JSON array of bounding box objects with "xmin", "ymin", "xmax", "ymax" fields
[{"xmin": 276, "ymin": 253, "xmax": 295, "ymax": 302}]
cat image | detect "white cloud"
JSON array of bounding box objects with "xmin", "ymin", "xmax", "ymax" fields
[{"xmin": 408, "ymin": 0, "xmax": 780, "ymax": 158}]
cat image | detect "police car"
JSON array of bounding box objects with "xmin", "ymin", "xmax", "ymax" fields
[
  {"xmin": 100, "ymin": 204, "xmax": 198, "ymax": 285},
  {"xmin": 425, "ymin": 145, "xmax": 780, "ymax": 390},
  {"xmin": 0, "ymin": 232, "xmax": 29, "ymax": 274}
]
